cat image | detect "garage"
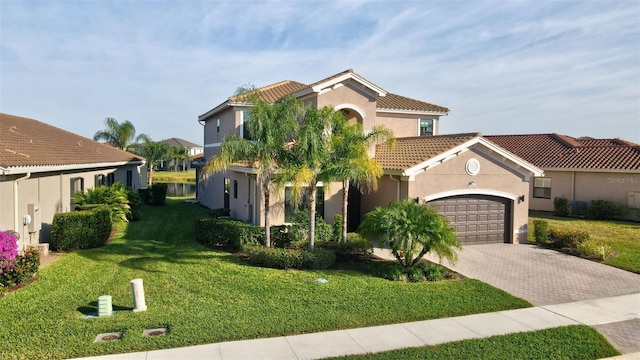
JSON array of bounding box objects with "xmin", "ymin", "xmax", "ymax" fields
[{"xmin": 428, "ymin": 195, "xmax": 510, "ymax": 244}]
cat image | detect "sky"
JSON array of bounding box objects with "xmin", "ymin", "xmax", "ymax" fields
[{"xmin": 1, "ymin": 0, "xmax": 639, "ymax": 145}]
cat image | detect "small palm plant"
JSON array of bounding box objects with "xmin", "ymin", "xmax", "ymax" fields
[
  {"xmin": 74, "ymin": 182, "xmax": 131, "ymax": 224},
  {"xmin": 358, "ymin": 200, "xmax": 460, "ymax": 270}
]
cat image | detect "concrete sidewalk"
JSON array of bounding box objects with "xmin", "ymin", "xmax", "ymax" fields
[{"xmin": 70, "ymin": 292, "xmax": 640, "ymax": 360}]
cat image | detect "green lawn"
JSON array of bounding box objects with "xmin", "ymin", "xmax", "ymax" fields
[
  {"xmin": 152, "ymin": 169, "xmax": 196, "ymax": 183},
  {"xmin": 528, "ymin": 211, "xmax": 640, "ymax": 273},
  {"xmin": 326, "ymin": 325, "xmax": 618, "ymax": 360},
  {"xmin": 0, "ymin": 198, "xmax": 530, "ymax": 360}
]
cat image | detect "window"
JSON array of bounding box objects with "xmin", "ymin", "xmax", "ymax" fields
[
  {"xmin": 126, "ymin": 170, "xmax": 133, "ymax": 188},
  {"xmin": 70, "ymin": 177, "xmax": 84, "ymax": 210},
  {"xmin": 233, "ymin": 180, "xmax": 238, "ymax": 199},
  {"xmin": 419, "ymin": 118, "xmax": 433, "ymax": 136},
  {"xmin": 241, "ymin": 110, "xmax": 252, "ymax": 140},
  {"xmin": 284, "ymin": 187, "xmax": 325, "ymax": 223},
  {"xmin": 224, "ymin": 178, "xmax": 230, "ymax": 209},
  {"xmin": 106, "ymin": 173, "xmax": 115, "ymax": 186},
  {"xmin": 533, "ymin": 177, "xmax": 552, "ymax": 199},
  {"xmin": 95, "ymin": 174, "xmax": 104, "ymax": 187}
]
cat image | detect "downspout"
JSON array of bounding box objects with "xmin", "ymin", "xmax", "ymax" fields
[
  {"xmin": 14, "ymin": 172, "xmax": 31, "ymax": 240},
  {"xmin": 388, "ymin": 175, "xmax": 400, "ymax": 201}
]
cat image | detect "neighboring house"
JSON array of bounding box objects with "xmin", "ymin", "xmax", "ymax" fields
[
  {"xmin": 198, "ymin": 69, "xmax": 542, "ymax": 244},
  {"xmin": 158, "ymin": 137, "xmax": 204, "ymax": 171},
  {"xmin": 486, "ymin": 134, "xmax": 640, "ymax": 216},
  {"xmin": 0, "ymin": 113, "xmax": 147, "ymax": 249}
]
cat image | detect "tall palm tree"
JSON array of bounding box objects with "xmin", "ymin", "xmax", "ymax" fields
[
  {"xmin": 327, "ymin": 118, "xmax": 395, "ymax": 244},
  {"xmin": 203, "ymin": 94, "xmax": 301, "ymax": 248},
  {"xmin": 93, "ymin": 117, "xmax": 148, "ymax": 151},
  {"xmin": 284, "ymin": 105, "xmax": 340, "ymax": 252}
]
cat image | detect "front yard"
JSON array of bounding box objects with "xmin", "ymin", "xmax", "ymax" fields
[
  {"xmin": 0, "ymin": 198, "xmax": 530, "ymax": 360},
  {"xmin": 528, "ymin": 211, "xmax": 640, "ymax": 273}
]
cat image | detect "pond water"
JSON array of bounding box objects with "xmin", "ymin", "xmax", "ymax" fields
[{"xmin": 159, "ymin": 183, "xmax": 197, "ymax": 197}]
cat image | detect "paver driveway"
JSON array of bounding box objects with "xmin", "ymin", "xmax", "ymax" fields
[{"xmin": 422, "ymin": 243, "xmax": 640, "ymax": 306}]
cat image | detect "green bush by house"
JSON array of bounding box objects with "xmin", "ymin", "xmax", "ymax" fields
[
  {"xmin": 50, "ymin": 205, "xmax": 112, "ymax": 251},
  {"xmin": 194, "ymin": 217, "xmax": 263, "ymax": 251}
]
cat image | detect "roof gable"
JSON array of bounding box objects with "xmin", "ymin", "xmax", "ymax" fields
[
  {"xmin": 199, "ymin": 69, "xmax": 448, "ymax": 119},
  {"xmin": 159, "ymin": 138, "xmax": 202, "ymax": 148},
  {"xmin": 375, "ymin": 133, "xmax": 542, "ymax": 180},
  {"xmin": 485, "ymin": 134, "xmax": 640, "ymax": 171},
  {"xmin": 1, "ymin": 113, "xmax": 144, "ymax": 175}
]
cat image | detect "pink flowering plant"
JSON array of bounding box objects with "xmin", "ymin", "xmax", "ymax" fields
[
  {"xmin": 0, "ymin": 230, "xmax": 18, "ymax": 267},
  {"xmin": 0, "ymin": 231, "xmax": 40, "ymax": 293}
]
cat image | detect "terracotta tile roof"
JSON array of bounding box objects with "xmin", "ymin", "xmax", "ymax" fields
[
  {"xmin": 229, "ymin": 80, "xmax": 308, "ymax": 103},
  {"xmin": 374, "ymin": 133, "xmax": 480, "ymax": 171},
  {"xmin": 485, "ymin": 134, "xmax": 640, "ymax": 170},
  {"xmin": 215, "ymin": 70, "xmax": 448, "ymax": 114},
  {"xmin": 0, "ymin": 113, "xmax": 144, "ymax": 171},
  {"xmin": 377, "ymin": 93, "xmax": 450, "ymax": 113}
]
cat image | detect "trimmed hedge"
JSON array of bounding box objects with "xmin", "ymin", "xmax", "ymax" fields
[
  {"xmin": 533, "ymin": 219, "xmax": 549, "ymax": 246},
  {"xmin": 314, "ymin": 233, "xmax": 373, "ymax": 258},
  {"xmin": 149, "ymin": 183, "xmax": 168, "ymax": 205},
  {"xmin": 50, "ymin": 205, "xmax": 112, "ymax": 251},
  {"xmin": 553, "ymin": 197, "xmax": 570, "ymax": 217},
  {"xmin": 586, "ymin": 200, "xmax": 624, "ymax": 220},
  {"xmin": 241, "ymin": 244, "xmax": 336, "ymax": 270},
  {"xmin": 548, "ymin": 228, "xmax": 589, "ymax": 249},
  {"xmin": 194, "ymin": 217, "xmax": 263, "ymax": 251}
]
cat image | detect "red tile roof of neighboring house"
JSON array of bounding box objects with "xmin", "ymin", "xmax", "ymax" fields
[
  {"xmin": 0, "ymin": 113, "xmax": 144, "ymax": 171},
  {"xmin": 485, "ymin": 134, "xmax": 640, "ymax": 170},
  {"xmin": 202, "ymin": 69, "xmax": 448, "ymax": 118},
  {"xmin": 375, "ymin": 133, "xmax": 480, "ymax": 171}
]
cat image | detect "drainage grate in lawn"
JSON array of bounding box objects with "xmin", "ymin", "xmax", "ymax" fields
[
  {"xmin": 94, "ymin": 332, "xmax": 123, "ymax": 343},
  {"xmin": 142, "ymin": 328, "xmax": 168, "ymax": 337}
]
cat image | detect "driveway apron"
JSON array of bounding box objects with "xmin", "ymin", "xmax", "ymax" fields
[{"xmin": 417, "ymin": 243, "xmax": 640, "ymax": 306}]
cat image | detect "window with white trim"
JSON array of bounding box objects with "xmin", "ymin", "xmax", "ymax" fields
[
  {"xmin": 419, "ymin": 118, "xmax": 433, "ymax": 136},
  {"xmin": 533, "ymin": 177, "xmax": 552, "ymax": 199}
]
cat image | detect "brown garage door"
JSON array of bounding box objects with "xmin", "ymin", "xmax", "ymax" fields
[{"xmin": 428, "ymin": 195, "xmax": 510, "ymax": 244}]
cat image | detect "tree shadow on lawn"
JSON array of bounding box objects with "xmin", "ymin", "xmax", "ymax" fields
[{"xmin": 77, "ymin": 301, "xmax": 134, "ymax": 316}]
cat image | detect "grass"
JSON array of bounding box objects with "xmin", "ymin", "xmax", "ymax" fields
[
  {"xmin": 0, "ymin": 198, "xmax": 531, "ymax": 360},
  {"xmin": 528, "ymin": 211, "xmax": 640, "ymax": 273},
  {"xmin": 152, "ymin": 169, "xmax": 196, "ymax": 183},
  {"xmin": 326, "ymin": 325, "xmax": 619, "ymax": 360}
]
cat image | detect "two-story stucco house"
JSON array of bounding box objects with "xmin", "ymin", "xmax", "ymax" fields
[
  {"xmin": 0, "ymin": 113, "xmax": 147, "ymax": 250},
  {"xmin": 198, "ymin": 70, "xmax": 542, "ymax": 244}
]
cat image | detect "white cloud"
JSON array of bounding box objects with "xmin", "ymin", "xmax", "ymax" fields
[{"xmin": 1, "ymin": 0, "xmax": 638, "ymax": 144}]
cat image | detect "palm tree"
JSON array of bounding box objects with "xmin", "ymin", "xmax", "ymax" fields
[
  {"xmin": 327, "ymin": 118, "xmax": 394, "ymax": 244},
  {"xmin": 358, "ymin": 200, "xmax": 460, "ymax": 269},
  {"xmin": 93, "ymin": 117, "xmax": 148, "ymax": 151},
  {"xmin": 284, "ymin": 105, "xmax": 341, "ymax": 252},
  {"xmin": 202, "ymin": 94, "xmax": 301, "ymax": 248},
  {"xmin": 131, "ymin": 141, "xmax": 169, "ymax": 185},
  {"xmin": 170, "ymin": 146, "xmax": 190, "ymax": 171}
]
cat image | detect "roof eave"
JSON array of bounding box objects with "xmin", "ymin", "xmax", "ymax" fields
[
  {"xmin": 199, "ymin": 100, "xmax": 252, "ymax": 121},
  {"xmin": 0, "ymin": 160, "xmax": 146, "ymax": 176},
  {"xmin": 376, "ymin": 108, "xmax": 450, "ymax": 116},
  {"xmin": 543, "ymin": 167, "xmax": 640, "ymax": 174}
]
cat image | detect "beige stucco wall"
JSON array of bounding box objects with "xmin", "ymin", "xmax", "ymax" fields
[
  {"xmin": 1, "ymin": 164, "xmax": 144, "ymax": 249},
  {"xmin": 360, "ymin": 148, "xmax": 532, "ymax": 243},
  {"xmin": 530, "ymin": 170, "xmax": 640, "ymax": 213},
  {"xmin": 373, "ymin": 112, "xmax": 440, "ymax": 138}
]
